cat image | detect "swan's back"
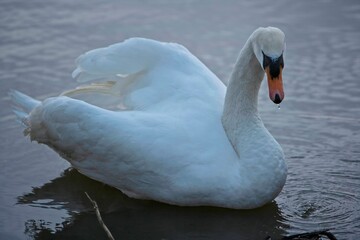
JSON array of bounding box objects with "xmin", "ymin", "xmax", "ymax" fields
[{"xmin": 69, "ymin": 38, "xmax": 226, "ymax": 113}]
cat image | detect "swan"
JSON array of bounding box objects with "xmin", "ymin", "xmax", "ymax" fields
[{"xmin": 10, "ymin": 27, "xmax": 287, "ymax": 209}]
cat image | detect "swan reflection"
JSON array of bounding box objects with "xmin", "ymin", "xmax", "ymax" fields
[{"xmin": 19, "ymin": 169, "xmax": 287, "ymax": 239}]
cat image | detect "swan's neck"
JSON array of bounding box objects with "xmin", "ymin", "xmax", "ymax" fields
[{"xmin": 222, "ymin": 39, "xmax": 265, "ymax": 155}]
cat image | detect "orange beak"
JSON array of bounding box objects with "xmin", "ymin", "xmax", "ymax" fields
[{"xmin": 265, "ymin": 66, "xmax": 284, "ymax": 104}]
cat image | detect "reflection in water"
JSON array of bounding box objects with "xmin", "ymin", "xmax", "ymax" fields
[{"xmin": 19, "ymin": 169, "xmax": 287, "ymax": 240}]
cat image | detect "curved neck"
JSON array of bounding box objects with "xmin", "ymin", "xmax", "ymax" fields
[{"xmin": 222, "ymin": 38, "xmax": 265, "ymax": 155}]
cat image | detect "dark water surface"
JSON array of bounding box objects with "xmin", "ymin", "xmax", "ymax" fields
[{"xmin": 1, "ymin": 0, "xmax": 360, "ymax": 239}]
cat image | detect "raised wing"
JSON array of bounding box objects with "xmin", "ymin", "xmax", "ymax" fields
[{"xmin": 63, "ymin": 38, "xmax": 225, "ymax": 112}]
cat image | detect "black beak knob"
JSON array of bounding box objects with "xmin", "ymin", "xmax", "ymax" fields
[{"xmin": 273, "ymin": 93, "xmax": 282, "ymax": 104}]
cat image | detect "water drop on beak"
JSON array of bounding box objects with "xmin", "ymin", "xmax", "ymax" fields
[{"xmin": 277, "ymin": 104, "xmax": 281, "ymax": 110}]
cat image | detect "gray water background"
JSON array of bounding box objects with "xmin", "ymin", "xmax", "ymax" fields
[{"xmin": 1, "ymin": 0, "xmax": 360, "ymax": 239}]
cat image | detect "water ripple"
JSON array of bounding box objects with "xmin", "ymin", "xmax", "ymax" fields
[{"xmin": 277, "ymin": 149, "xmax": 360, "ymax": 237}]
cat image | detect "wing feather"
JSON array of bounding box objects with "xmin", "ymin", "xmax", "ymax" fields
[{"xmin": 65, "ymin": 38, "xmax": 224, "ymax": 112}]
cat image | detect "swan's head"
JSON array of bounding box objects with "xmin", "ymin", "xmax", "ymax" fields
[{"xmin": 252, "ymin": 27, "xmax": 285, "ymax": 104}]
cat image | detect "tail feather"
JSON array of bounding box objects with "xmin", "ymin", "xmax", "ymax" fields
[
  {"xmin": 9, "ymin": 90, "xmax": 40, "ymax": 136},
  {"xmin": 9, "ymin": 90, "xmax": 40, "ymax": 112},
  {"xmin": 12, "ymin": 108, "xmax": 28, "ymax": 124}
]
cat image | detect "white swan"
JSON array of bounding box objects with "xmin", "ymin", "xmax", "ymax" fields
[{"xmin": 10, "ymin": 27, "xmax": 287, "ymax": 209}]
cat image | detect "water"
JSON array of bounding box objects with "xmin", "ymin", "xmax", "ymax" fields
[{"xmin": 1, "ymin": 0, "xmax": 360, "ymax": 239}]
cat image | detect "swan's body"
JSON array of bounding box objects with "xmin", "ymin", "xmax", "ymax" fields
[{"xmin": 11, "ymin": 27, "xmax": 287, "ymax": 209}]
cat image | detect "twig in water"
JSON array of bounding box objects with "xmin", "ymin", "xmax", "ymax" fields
[{"xmin": 85, "ymin": 192, "xmax": 115, "ymax": 240}]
